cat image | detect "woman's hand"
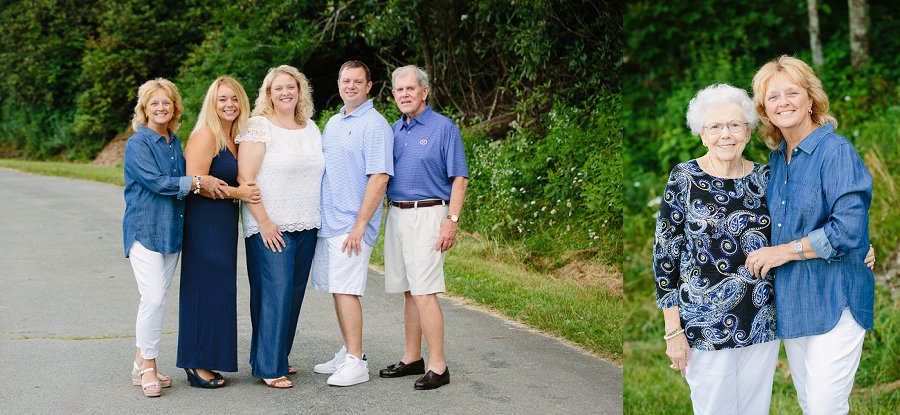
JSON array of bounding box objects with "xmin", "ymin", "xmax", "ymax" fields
[
  {"xmin": 665, "ymin": 333, "xmax": 690, "ymax": 377},
  {"xmin": 237, "ymin": 181, "xmax": 261, "ymax": 204},
  {"xmin": 865, "ymin": 244, "xmax": 876, "ymax": 270},
  {"xmin": 745, "ymin": 244, "xmax": 793, "ymax": 279},
  {"xmin": 258, "ymin": 218, "xmax": 285, "ymax": 253},
  {"xmin": 200, "ymin": 175, "xmax": 230, "ymax": 199}
]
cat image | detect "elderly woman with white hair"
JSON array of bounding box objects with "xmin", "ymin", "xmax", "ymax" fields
[{"xmin": 652, "ymin": 83, "xmax": 779, "ymax": 414}]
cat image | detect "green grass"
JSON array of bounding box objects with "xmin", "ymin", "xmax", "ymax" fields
[
  {"xmin": 1, "ymin": 158, "xmax": 622, "ymax": 364},
  {"xmin": 0, "ymin": 159, "xmax": 123, "ymax": 186}
]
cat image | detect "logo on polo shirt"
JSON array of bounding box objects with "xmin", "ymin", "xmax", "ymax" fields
[{"xmin": 420, "ymin": 139, "xmax": 428, "ymax": 145}]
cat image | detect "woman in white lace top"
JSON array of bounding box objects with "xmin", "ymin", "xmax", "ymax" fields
[{"xmin": 236, "ymin": 64, "xmax": 324, "ymax": 389}]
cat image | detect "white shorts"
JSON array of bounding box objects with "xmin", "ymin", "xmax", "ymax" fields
[
  {"xmin": 311, "ymin": 233, "xmax": 373, "ymax": 296},
  {"xmin": 384, "ymin": 204, "xmax": 447, "ymax": 295}
]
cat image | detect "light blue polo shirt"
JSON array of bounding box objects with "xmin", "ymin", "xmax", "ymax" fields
[
  {"xmin": 319, "ymin": 99, "xmax": 394, "ymax": 246},
  {"xmin": 387, "ymin": 105, "xmax": 469, "ymax": 202}
]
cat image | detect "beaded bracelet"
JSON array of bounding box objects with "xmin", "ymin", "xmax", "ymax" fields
[
  {"xmin": 663, "ymin": 328, "xmax": 684, "ymax": 341},
  {"xmin": 194, "ymin": 175, "xmax": 201, "ymax": 194}
]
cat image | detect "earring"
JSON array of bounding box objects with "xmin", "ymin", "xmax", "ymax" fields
[{"xmin": 808, "ymin": 107, "xmax": 813, "ymax": 115}]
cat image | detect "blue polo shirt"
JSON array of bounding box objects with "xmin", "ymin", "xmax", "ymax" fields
[
  {"xmin": 122, "ymin": 124, "xmax": 192, "ymax": 257},
  {"xmin": 319, "ymin": 99, "xmax": 394, "ymax": 246},
  {"xmin": 387, "ymin": 105, "xmax": 469, "ymax": 201}
]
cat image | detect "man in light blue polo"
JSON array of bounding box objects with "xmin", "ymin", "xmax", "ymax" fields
[
  {"xmin": 311, "ymin": 60, "xmax": 393, "ymax": 387},
  {"xmin": 378, "ymin": 65, "xmax": 469, "ymax": 390}
]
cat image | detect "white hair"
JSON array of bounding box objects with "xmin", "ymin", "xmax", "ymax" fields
[
  {"xmin": 685, "ymin": 84, "xmax": 758, "ymax": 135},
  {"xmin": 391, "ymin": 65, "xmax": 430, "ymax": 88}
]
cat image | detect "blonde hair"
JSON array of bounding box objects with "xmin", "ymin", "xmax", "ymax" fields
[
  {"xmin": 252, "ymin": 65, "xmax": 314, "ymax": 124},
  {"xmin": 751, "ymin": 55, "xmax": 837, "ymax": 149},
  {"xmin": 131, "ymin": 78, "xmax": 184, "ymax": 133},
  {"xmin": 192, "ymin": 76, "xmax": 251, "ymax": 153}
]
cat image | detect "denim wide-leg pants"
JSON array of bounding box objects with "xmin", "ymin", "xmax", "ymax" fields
[{"xmin": 245, "ymin": 229, "xmax": 317, "ymax": 378}]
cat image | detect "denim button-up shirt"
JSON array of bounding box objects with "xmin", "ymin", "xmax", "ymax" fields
[
  {"xmin": 767, "ymin": 122, "xmax": 874, "ymax": 338},
  {"xmin": 122, "ymin": 125, "xmax": 192, "ymax": 257}
]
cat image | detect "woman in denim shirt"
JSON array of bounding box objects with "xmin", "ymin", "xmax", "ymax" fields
[
  {"xmin": 123, "ymin": 78, "xmax": 228, "ymax": 397},
  {"xmin": 746, "ymin": 56, "xmax": 874, "ymax": 415}
]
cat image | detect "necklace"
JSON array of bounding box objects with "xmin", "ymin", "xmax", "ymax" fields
[{"xmin": 705, "ymin": 155, "xmax": 744, "ymax": 178}]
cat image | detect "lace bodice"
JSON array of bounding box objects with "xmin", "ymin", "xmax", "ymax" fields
[{"xmin": 235, "ymin": 116, "xmax": 325, "ymax": 237}]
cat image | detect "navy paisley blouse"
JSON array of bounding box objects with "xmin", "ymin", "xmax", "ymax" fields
[{"xmin": 653, "ymin": 160, "xmax": 776, "ymax": 350}]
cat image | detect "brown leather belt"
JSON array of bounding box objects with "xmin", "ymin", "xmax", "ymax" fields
[{"xmin": 389, "ymin": 199, "xmax": 448, "ymax": 209}]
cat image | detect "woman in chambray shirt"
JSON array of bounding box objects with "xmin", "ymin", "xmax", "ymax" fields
[
  {"xmin": 745, "ymin": 56, "xmax": 874, "ymax": 415},
  {"xmin": 123, "ymin": 78, "xmax": 228, "ymax": 397}
]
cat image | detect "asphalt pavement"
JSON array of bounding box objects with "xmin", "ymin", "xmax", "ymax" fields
[{"xmin": 0, "ymin": 168, "xmax": 622, "ymax": 414}]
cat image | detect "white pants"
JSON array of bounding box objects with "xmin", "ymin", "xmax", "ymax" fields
[
  {"xmin": 784, "ymin": 308, "xmax": 866, "ymax": 415},
  {"xmin": 128, "ymin": 241, "xmax": 178, "ymax": 360},
  {"xmin": 684, "ymin": 340, "xmax": 780, "ymax": 415}
]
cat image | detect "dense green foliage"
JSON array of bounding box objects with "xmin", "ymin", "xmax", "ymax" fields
[
  {"xmin": 0, "ymin": 1, "xmax": 621, "ymax": 272},
  {"xmin": 624, "ymin": 1, "xmax": 900, "ymax": 413}
]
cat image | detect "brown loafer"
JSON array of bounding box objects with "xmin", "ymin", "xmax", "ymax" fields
[
  {"xmin": 414, "ymin": 368, "xmax": 450, "ymax": 390},
  {"xmin": 379, "ymin": 359, "xmax": 425, "ymax": 378}
]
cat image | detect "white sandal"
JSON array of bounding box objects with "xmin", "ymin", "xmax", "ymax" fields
[
  {"xmin": 139, "ymin": 367, "xmax": 162, "ymax": 397},
  {"xmin": 132, "ymin": 362, "xmax": 171, "ymax": 388}
]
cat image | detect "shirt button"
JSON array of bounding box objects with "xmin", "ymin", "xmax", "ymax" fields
[
  {"xmin": 781, "ymin": 201, "xmax": 785, "ymax": 205},
  {"xmin": 784, "ymin": 180, "xmax": 787, "ymax": 184},
  {"xmin": 777, "ymin": 223, "xmax": 782, "ymax": 227}
]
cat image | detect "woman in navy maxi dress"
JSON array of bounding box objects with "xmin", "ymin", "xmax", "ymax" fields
[{"xmin": 177, "ymin": 77, "xmax": 258, "ymax": 387}]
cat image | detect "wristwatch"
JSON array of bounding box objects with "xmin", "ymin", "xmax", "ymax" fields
[
  {"xmin": 447, "ymin": 214, "xmax": 459, "ymax": 223},
  {"xmin": 794, "ymin": 240, "xmax": 807, "ymax": 260}
]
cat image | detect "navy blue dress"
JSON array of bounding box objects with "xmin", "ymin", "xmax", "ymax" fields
[{"xmin": 177, "ymin": 147, "xmax": 239, "ymax": 371}]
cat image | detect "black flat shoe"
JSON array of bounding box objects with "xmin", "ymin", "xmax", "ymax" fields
[
  {"xmin": 414, "ymin": 368, "xmax": 450, "ymax": 390},
  {"xmin": 185, "ymin": 368, "xmax": 225, "ymax": 389},
  {"xmin": 379, "ymin": 359, "xmax": 426, "ymax": 378}
]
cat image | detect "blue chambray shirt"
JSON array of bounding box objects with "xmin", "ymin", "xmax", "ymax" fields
[
  {"xmin": 122, "ymin": 125, "xmax": 192, "ymax": 257},
  {"xmin": 387, "ymin": 105, "xmax": 469, "ymax": 202},
  {"xmin": 767, "ymin": 122, "xmax": 874, "ymax": 338}
]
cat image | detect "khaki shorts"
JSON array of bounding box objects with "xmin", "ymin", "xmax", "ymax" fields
[
  {"xmin": 311, "ymin": 233, "xmax": 374, "ymax": 296},
  {"xmin": 384, "ymin": 204, "xmax": 448, "ymax": 295}
]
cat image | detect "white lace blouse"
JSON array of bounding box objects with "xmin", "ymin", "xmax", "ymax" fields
[{"xmin": 235, "ymin": 116, "xmax": 325, "ymax": 237}]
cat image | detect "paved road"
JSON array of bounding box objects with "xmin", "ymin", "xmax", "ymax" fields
[{"xmin": 0, "ymin": 168, "xmax": 622, "ymax": 414}]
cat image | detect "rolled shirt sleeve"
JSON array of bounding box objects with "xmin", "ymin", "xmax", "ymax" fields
[{"xmin": 807, "ymin": 142, "xmax": 872, "ymax": 260}]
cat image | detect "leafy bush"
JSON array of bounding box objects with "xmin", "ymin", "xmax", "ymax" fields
[{"xmin": 466, "ymin": 95, "xmax": 622, "ymax": 264}]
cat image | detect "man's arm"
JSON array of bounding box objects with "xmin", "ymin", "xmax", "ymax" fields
[
  {"xmin": 436, "ymin": 176, "xmax": 469, "ymax": 252},
  {"xmin": 342, "ymin": 173, "xmax": 390, "ymax": 256}
]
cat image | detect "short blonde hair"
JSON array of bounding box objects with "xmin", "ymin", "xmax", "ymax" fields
[
  {"xmin": 192, "ymin": 76, "xmax": 251, "ymax": 152},
  {"xmin": 752, "ymin": 55, "xmax": 837, "ymax": 149},
  {"xmin": 131, "ymin": 78, "xmax": 184, "ymax": 133},
  {"xmin": 252, "ymin": 65, "xmax": 314, "ymax": 124}
]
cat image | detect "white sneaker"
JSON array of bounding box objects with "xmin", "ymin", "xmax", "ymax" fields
[
  {"xmin": 326, "ymin": 354, "xmax": 369, "ymax": 386},
  {"xmin": 314, "ymin": 345, "xmax": 347, "ymax": 374}
]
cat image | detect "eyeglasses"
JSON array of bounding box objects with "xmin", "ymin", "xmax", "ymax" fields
[{"xmin": 704, "ymin": 121, "xmax": 748, "ymax": 135}]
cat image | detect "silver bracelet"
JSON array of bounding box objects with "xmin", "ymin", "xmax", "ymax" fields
[
  {"xmin": 663, "ymin": 328, "xmax": 684, "ymax": 341},
  {"xmin": 194, "ymin": 175, "xmax": 201, "ymax": 194}
]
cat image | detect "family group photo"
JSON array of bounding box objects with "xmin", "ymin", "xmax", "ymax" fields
[
  {"xmin": 2, "ymin": 0, "xmax": 899, "ymax": 413},
  {"xmin": 0, "ymin": 0, "xmax": 622, "ymax": 413}
]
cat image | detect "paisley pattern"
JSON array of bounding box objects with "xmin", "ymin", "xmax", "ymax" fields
[{"xmin": 654, "ymin": 160, "xmax": 776, "ymax": 350}]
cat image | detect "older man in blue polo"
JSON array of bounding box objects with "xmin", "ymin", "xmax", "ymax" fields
[
  {"xmin": 311, "ymin": 60, "xmax": 393, "ymax": 387},
  {"xmin": 378, "ymin": 65, "xmax": 469, "ymax": 390}
]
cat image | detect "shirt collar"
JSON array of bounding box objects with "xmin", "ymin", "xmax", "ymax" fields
[
  {"xmin": 340, "ymin": 99, "xmax": 374, "ymax": 119},
  {"xmin": 137, "ymin": 124, "xmax": 173, "ymax": 143},
  {"xmin": 794, "ymin": 122, "xmax": 834, "ymax": 155},
  {"xmin": 401, "ymin": 104, "xmax": 432, "ymax": 128}
]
